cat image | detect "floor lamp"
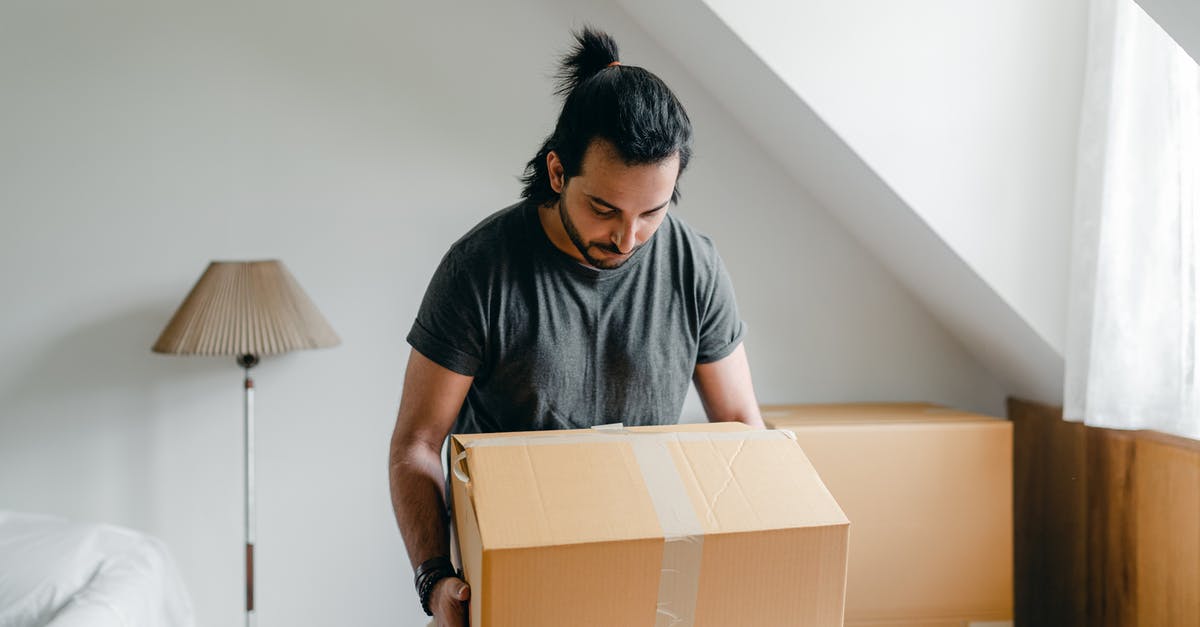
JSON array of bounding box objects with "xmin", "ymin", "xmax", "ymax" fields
[{"xmin": 152, "ymin": 260, "xmax": 340, "ymax": 627}]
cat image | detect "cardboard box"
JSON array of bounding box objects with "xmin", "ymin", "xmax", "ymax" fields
[
  {"xmin": 761, "ymin": 402, "xmax": 989, "ymax": 424},
  {"xmin": 450, "ymin": 422, "xmax": 849, "ymax": 626},
  {"xmin": 764, "ymin": 404, "xmax": 1013, "ymax": 626}
]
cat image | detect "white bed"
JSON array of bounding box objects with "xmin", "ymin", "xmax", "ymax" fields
[{"xmin": 0, "ymin": 511, "xmax": 195, "ymax": 627}]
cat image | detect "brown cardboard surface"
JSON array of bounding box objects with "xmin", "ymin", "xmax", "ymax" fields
[
  {"xmin": 451, "ymin": 423, "xmax": 849, "ymax": 626},
  {"xmin": 449, "ymin": 451, "xmax": 484, "ymax": 627},
  {"xmin": 766, "ymin": 405, "xmax": 1012, "ymax": 625},
  {"xmin": 762, "ymin": 402, "xmax": 1000, "ymax": 425}
]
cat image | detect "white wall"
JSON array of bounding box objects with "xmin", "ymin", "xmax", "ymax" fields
[
  {"xmin": 701, "ymin": 0, "xmax": 1090, "ymax": 356},
  {"xmin": 0, "ymin": 1, "xmax": 1005, "ymax": 625}
]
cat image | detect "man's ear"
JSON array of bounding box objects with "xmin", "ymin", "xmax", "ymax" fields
[{"xmin": 547, "ymin": 151, "xmax": 565, "ymax": 194}]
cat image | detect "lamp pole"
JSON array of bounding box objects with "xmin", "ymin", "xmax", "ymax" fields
[{"xmin": 238, "ymin": 353, "xmax": 260, "ymax": 627}]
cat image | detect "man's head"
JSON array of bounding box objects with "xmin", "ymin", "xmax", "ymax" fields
[
  {"xmin": 548, "ymin": 138, "xmax": 679, "ymax": 268},
  {"xmin": 522, "ymin": 27, "xmax": 693, "ymax": 269}
]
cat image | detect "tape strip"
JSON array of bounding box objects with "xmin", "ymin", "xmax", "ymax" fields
[
  {"xmin": 630, "ymin": 436, "xmax": 704, "ymax": 627},
  {"xmin": 462, "ymin": 427, "xmax": 792, "ymax": 626}
]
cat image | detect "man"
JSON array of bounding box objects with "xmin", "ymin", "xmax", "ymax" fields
[{"xmin": 389, "ymin": 27, "xmax": 763, "ymax": 626}]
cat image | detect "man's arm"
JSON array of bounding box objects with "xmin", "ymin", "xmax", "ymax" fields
[
  {"xmin": 693, "ymin": 342, "xmax": 764, "ymax": 427},
  {"xmin": 389, "ymin": 348, "xmax": 473, "ymax": 624}
]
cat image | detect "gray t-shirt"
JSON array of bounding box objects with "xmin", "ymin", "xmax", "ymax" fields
[{"xmin": 407, "ymin": 200, "xmax": 745, "ymax": 435}]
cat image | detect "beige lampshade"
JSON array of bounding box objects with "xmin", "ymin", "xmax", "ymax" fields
[{"xmin": 152, "ymin": 260, "xmax": 340, "ymax": 357}]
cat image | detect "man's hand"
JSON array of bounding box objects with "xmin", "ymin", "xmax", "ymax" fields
[{"xmin": 430, "ymin": 576, "xmax": 471, "ymax": 626}]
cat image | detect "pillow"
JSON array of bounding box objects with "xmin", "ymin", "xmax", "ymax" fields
[{"xmin": 0, "ymin": 511, "xmax": 195, "ymax": 627}]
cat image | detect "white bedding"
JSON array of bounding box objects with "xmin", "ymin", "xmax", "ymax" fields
[{"xmin": 0, "ymin": 511, "xmax": 194, "ymax": 627}]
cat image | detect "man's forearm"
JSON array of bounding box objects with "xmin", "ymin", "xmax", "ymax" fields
[
  {"xmin": 694, "ymin": 344, "xmax": 764, "ymax": 428},
  {"xmin": 389, "ymin": 437, "xmax": 452, "ymax": 569}
]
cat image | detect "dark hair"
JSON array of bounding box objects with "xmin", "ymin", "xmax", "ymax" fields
[{"xmin": 520, "ymin": 27, "xmax": 693, "ymax": 208}]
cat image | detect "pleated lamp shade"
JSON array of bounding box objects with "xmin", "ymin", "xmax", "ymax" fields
[{"xmin": 153, "ymin": 260, "xmax": 340, "ymax": 357}]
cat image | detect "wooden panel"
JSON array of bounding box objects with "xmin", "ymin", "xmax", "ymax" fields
[
  {"xmin": 1085, "ymin": 428, "xmax": 1137, "ymax": 627},
  {"xmin": 1009, "ymin": 397, "xmax": 1088, "ymax": 627},
  {"xmin": 1135, "ymin": 433, "xmax": 1200, "ymax": 626},
  {"xmin": 1010, "ymin": 396, "xmax": 1200, "ymax": 627}
]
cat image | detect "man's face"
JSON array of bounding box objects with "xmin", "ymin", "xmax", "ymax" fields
[{"xmin": 548, "ymin": 140, "xmax": 679, "ymax": 269}]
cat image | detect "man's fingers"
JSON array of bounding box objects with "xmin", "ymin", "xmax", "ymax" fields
[
  {"xmin": 432, "ymin": 576, "xmax": 470, "ymax": 626},
  {"xmin": 435, "ymin": 600, "xmax": 464, "ymax": 627},
  {"xmin": 437, "ymin": 603, "xmax": 464, "ymax": 627},
  {"xmin": 438, "ymin": 598, "xmax": 465, "ymax": 627}
]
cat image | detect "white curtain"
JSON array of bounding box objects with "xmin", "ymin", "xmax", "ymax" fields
[{"xmin": 1065, "ymin": 0, "xmax": 1200, "ymax": 438}]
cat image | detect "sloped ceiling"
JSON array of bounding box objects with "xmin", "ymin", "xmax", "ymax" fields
[
  {"xmin": 1137, "ymin": 0, "xmax": 1200, "ymax": 64},
  {"xmin": 618, "ymin": 0, "xmax": 1066, "ymax": 404}
]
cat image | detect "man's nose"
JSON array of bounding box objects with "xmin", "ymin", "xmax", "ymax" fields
[{"xmin": 613, "ymin": 219, "xmax": 637, "ymax": 254}]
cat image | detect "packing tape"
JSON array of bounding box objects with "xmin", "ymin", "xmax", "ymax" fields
[
  {"xmin": 629, "ymin": 435, "xmax": 704, "ymax": 627},
  {"xmin": 457, "ymin": 426, "xmax": 795, "ymax": 626}
]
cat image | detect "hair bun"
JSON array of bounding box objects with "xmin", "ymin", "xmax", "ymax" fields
[{"xmin": 554, "ymin": 26, "xmax": 620, "ymax": 98}]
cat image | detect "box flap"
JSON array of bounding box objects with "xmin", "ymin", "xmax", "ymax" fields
[
  {"xmin": 451, "ymin": 423, "xmax": 847, "ymax": 551},
  {"xmin": 673, "ymin": 433, "xmax": 848, "ymax": 535}
]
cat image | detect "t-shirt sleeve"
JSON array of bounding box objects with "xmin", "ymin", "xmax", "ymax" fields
[
  {"xmin": 406, "ymin": 249, "xmax": 486, "ymax": 376},
  {"xmin": 696, "ymin": 248, "xmax": 747, "ymax": 364}
]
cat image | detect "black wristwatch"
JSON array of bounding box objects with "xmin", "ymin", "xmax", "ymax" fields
[{"xmin": 415, "ymin": 556, "xmax": 460, "ymax": 617}]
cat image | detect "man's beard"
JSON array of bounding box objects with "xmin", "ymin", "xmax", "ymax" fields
[{"xmin": 557, "ymin": 198, "xmax": 639, "ymax": 269}]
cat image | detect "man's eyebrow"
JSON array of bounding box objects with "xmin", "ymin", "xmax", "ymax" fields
[{"xmin": 586, "ymin": 194, "xmax": 670, "ymax": 215}]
